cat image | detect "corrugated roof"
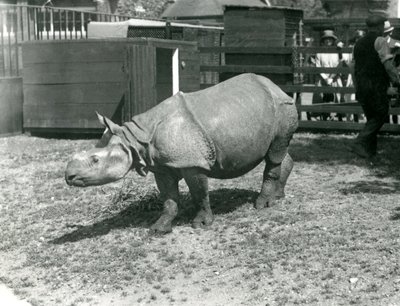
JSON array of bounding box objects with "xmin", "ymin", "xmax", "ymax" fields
[{"xmin": 161, "ymin": 0, "xmax": 269, "ymax": 18}]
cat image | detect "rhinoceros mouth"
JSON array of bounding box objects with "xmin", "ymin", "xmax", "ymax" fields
[{"xmin": 65, "ymin": 174, "xmax": 87, "ymax": 187}]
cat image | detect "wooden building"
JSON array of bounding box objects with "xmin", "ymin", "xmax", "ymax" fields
[{"xmin": 221, "ymin": 5, "xmax": 303, "ymax": 85}]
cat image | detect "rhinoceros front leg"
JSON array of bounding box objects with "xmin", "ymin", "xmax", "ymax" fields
[
  {"xmin": 150, "ymin": 172, "xmax": 180, "ymax": 234},
  {"xmin": 182, "ymin": 169, "xmax": 214, "ymax": 228}
]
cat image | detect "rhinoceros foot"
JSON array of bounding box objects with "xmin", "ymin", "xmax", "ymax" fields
[
  {"xmin": 192, "ymin": 209, "xmax": 214, "ymax": 229},
  {"xmin": 149, "ymin": 199, "xmax": 178, "ymax": 234},
  {"xmin": 254, "ymin": 194, "xmax": 283, "ymax": 209},
  {"xmin": 149, "ymin": 216, "xmax": 173, "ymax": 235}
]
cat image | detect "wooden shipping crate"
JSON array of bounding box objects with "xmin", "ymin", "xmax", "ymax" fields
[{"xmin": 22, "ymin": 38, "xmax": 199, "ymax": 134}]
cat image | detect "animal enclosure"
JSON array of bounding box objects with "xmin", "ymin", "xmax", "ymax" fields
[{"xmin": 22, "ymin": 38, "xmax": 199, "ymax": 133}]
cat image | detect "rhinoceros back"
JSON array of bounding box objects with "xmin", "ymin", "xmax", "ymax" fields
[{"xmin": 134, "ymin": 73, "xmax": 296, "ymax": 175}]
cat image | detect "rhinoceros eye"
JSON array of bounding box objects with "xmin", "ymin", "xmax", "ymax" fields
[{"xmin": 91, "ymin": 155, "xmax": 99, "ymax": 163}]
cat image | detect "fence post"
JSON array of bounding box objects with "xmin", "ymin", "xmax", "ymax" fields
[{"xmin": 165, "ymin": 21, "xmax": 171, "ymax": 39}]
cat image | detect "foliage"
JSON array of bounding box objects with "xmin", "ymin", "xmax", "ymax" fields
[{"xmin": 116, "ymin": 0, "xmax": 172, "ymax": 18}]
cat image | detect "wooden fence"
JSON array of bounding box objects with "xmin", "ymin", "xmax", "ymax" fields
[
  {"xmin": 199, "ymin": 45, "xmax": 400, "ymax": 133},
  {"xmin": 0, "ymin": 4, "xmax": 131, "ymax": 77}
]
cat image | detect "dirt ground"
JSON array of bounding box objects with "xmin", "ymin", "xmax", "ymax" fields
[{"xmin": 1, "ymin": 132, "xmax": 400, "ymax": 306}]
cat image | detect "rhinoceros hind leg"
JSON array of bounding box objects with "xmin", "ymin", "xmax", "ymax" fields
[
  {"xmin": 277, "ymin": 153, "xmax": 294, "ymax": 198},
  {"xmin": 255, "ymin": 160, "xmax": 282, "ymax": 209},
  {"xmin": 255, "ymin": 140, "xmax": 292, "ymax": 209},
  {"xmin": 150, "ymin": 173, "xmax": 180, "ymax": 234},
  {"xmin": 182, "ymin": 169, "xmax": 214, "ymax": 228}
]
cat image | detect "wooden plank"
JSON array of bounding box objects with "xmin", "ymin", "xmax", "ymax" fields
[
  {"xmin": 200, "ymin": 65, "xmax": 292, "ymax": 73},
  {"xmin": 295, "ymin": 46, "xmax": 353, "ymax": 53},
  {"xmin": 22, "ymin": 39, "xmax": 196, "ymax": 64},
  {"xmin": 201, "ymin": 65, "xmax": 350, "ymax": 74},
  {"xmin": 198, "ymin": 46, "xmax": 354, "ymax": 54},
  {"xmin": 23, "ymin": 83, "xmax": 125, "ymax": 105},
  {"xmin": 23, "ymin": 103, "xmax": 119, "ymax": 129},
  {"xmin": 298, "ymin": 121, "xmax": 400, "ymax": 133},
  {"xmin": 281, "ymin": 84, "xmax": 355, "ymax": 94},
  {"xmin": 23, "ymin": 62, "xmax": 125, "ymax": 84},
  {"xmin": 299, "ymin": 104, "xmax": 400, "ymax": 115},
  {"xmin": 22, "ymin": 40, "xmax": 128, "ymax": 64},
  {"xmin": 294, "ymin": 66, "xmax": 352, "ymax": 74},
  {"xmin": 199, "ymin": 46, "xmax": 293, "ymax": 54},
  {"xmin": 298, "ymin": 104, "xmax": 363, "ymax": 114},
  {"xmin": 146, "ymin": 39, "xmax": 197, "ymax": 51}
]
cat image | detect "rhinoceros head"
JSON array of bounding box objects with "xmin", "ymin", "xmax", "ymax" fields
[{"xmin": 65, "ymin": 113, "xmax": 147, "ymax": 187}]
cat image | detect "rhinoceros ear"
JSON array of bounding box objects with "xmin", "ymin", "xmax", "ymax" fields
[
  {"xmin": 123, "ymin": 121, "xmax": 160, "ymax": 144},
  {"xmin": 96, "ymin": 112, "xmax": 122, "ymax": 134}
]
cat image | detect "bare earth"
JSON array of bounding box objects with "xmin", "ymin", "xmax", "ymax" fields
[{"xmin": 1, "ymin": 132, "xmax": 400, "ymax": 306}]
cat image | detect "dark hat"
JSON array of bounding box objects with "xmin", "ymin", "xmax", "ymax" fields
[
  {"xmin": 321, "ymin": 30, "xmax": 337, "ymax": 40},
  {"xmin": 366, "ymin": 15, "xmax": 386, "ymax": 27}
]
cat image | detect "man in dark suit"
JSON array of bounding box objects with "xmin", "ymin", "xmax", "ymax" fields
[{"xmin": 350, "ymin": 15, "xmax": 400, "ymax": 159}]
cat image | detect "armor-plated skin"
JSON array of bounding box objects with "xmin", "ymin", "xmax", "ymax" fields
[{"xmin": 65, "ymin": 74, "xmax": 298, "ymax": 233}]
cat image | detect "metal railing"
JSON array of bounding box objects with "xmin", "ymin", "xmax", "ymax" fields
[{"xmin": 0, "ymin": 4, "xmax": 132, "ymax": 77}]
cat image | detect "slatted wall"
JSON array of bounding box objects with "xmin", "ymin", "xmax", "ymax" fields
[
  {"xmin": 23, "ymin": 38, "xmax": 199, "ymax": 133},
  {"xmin": 22, "ymin": 39, "xmax": 126, "ymax": 133}
]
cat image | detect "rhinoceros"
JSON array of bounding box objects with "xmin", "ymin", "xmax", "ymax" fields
[{"xmin": 65, "ymin": 73, "xmax": 298, "ymax": 233}]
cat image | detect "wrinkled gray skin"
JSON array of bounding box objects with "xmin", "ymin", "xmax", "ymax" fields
[{"xmin": 65, "ymin": 73, "xmax": 298, "ymax": 234}]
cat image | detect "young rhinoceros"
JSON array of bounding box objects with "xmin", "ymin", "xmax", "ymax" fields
[{"xmin": 65, "ymin": 73, "xmax": 298, "ymax": 234}]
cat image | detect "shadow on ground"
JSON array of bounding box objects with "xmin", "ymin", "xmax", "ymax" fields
[
  {"xmin": 390, "ymin": 207, "xmax": 400, "ymax": 221},
  {"xmin": 339, "ymin": 180, "xmax": 400, "ymax": 195},
  {"xmin": 290, "ymin": 134, "xmax": 400, "ymax": 180},
  {"xmin": 50, "ymin": 188, "xmax": 257, "ymax": 244}
]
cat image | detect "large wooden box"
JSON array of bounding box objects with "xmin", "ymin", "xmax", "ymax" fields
[{"xmin": 22, "ymin": 38, "xmax": 199, "ymax": 133}]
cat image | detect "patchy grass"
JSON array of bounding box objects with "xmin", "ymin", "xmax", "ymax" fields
[{"xmin": 0, "ymin": 132, "xmax": 400, "ymax": 305}]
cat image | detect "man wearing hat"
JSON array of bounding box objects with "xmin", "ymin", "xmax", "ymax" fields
[
  {"xmin": 383, "ymin": 20, "xmax": 400, "ymax": 124},
  {"xmin": 350, "ymin": 15, "xmax": 400, "ymax": 159},
  {"xmin": 313, "ymin": 29, "xmax": 344, "ymax": 120}
]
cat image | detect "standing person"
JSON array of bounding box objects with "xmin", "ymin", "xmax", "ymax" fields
[
  {"xmin": 315, "ymin": 30, "xmax": 344, "ymax": 120},
  {"xmin": 383, "ymin": 20, "xmax": 400, "ymax": 124},
  {"xmin": 349, "ymin": 15, "xmax": 400, "ymax": 159}
]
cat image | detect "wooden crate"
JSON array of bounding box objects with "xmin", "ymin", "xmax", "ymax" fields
[{"xmin": 22, "ymin": 38, "xmax": 199, "ymax": 133}]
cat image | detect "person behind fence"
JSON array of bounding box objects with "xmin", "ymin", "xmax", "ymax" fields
[
  {"xmin": 342, "ymin": 30, "xmax": 366, "ymax": 122},
  {"xmin": 349, "ymin": 15, "xmax": 400, "ymax": 159},
  {"xmin": 383, "ymin": 20, "xmax": 400, "ymax": 124},
  {"xmin": 314, "ymin": 30, "xmax": 344, "ymax": 121}
]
